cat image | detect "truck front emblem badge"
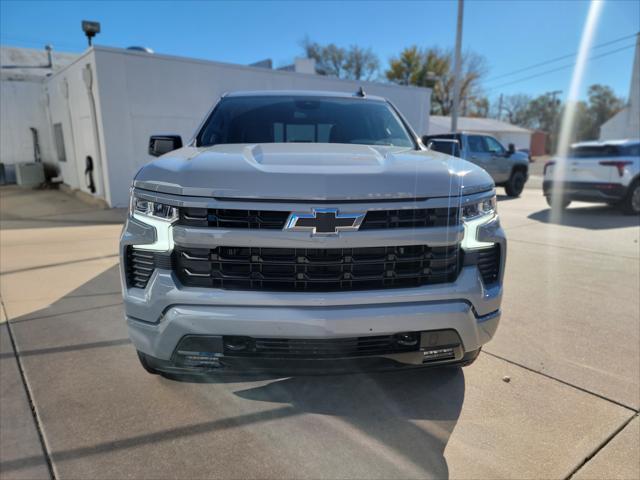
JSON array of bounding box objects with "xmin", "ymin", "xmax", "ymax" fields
[{"xmin": 285, "ymin": 209, "xmax": 366, "ymax": 236}]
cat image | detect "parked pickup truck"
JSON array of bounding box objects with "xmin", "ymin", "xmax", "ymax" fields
[
  {"xmin": 424, "ymin": 133, "xmax": 529, "ymax": 197},
  {"xmin": 120, "ymin": 90, "xmax": 505, "ymax": 376}
]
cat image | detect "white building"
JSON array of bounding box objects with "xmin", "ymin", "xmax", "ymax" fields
[
  {"xmin": 0, "ymin": 45, "xmax": 432, "ymax": 207},
  {"xmin": 428, "ymin": 115, "xmax": 533, "ymax": 151},
  {"xmin": 600, "ymin": 35, "xmax": 640, "ymax": 141},
  {"xmin": 0, "ymin": 47, "xmax": 78, "ymax": 175}
]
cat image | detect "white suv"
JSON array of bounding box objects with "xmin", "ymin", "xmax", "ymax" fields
[{"xmin": 543, "ymin": 139, "xmax": 640, "ymax": 214}]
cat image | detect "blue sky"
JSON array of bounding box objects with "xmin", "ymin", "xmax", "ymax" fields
[{"xmin": 1, "ymin": 0, "xmax": 638, "ymax": 104}]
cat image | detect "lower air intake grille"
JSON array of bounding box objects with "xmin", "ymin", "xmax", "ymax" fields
[
  {"xmin": 477, "ymin": 245, "xmax": 501, "ymax": 284},
  {"xmin": 126, "ymin": 247, "xmax": 172, "ymax": 289},
  {"xmin": 174, "ymin": 244, "xmax": 461, "ymax": 292},
  {"xmin": 224, "ymin": 334, "xmax": 421, "ymax": 358}
]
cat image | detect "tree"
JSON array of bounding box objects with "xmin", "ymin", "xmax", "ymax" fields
[
  {"xmin": 520, "ymin": 92, "xmax": 562, "ymax": 151},
  {"xmin": 584, "ymin": 84, "xmax": 624, "ymax": 139},
  {"xmin": 386, "ymin": 46, "xmax": 487, "ymax": 116},
  {"xmin": 301, "ymin": 38, "xmax": 379, "ymax": 80},
  {"xmin": 344, "ymin": 46, "xmax": 379, "ymax": 81},
  {"xmin": 496, "ymin": 94, "xmax": 533, "ymax": 125},
  {"xmin": 385, "ymin": 46, "xmax": 426, "ymax": 86},
  {"xmin": 468, "ymin": 96, "xmax": 490, "ymax": 117}
]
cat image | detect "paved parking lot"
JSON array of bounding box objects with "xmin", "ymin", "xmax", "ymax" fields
[{"xmin": 1, "ymin": 183, "xmax": 638, "ymax": 479}]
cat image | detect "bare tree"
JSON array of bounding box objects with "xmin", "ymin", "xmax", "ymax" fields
[
  {"xmin": 344, "ymin": 45, "xmax": 379, "ymax": 81},
  {"xmin": 498, "ymin": 94, "xmax": 533, "ymax": 125},
  {"xmin": 301, "ymin": 38, "xmax": 379, "ymax": 80}
]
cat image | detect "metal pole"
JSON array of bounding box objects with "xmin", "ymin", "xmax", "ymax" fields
[
  {"xmin": 451, "ymin": 0, "xmax": 464, "ymax": 132},
  {"xmin": 497, "ymin": 94, "xmax": 503, "ymax": 121}
]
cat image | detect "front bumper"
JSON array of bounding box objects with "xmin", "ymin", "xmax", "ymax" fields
[
  {"xmin": 543, "ymin": 180, "xmax": 627, "ymax": 202},
  {"xmin": 120, "ymin": 198, "xmax": 506, "ymax": 373}
]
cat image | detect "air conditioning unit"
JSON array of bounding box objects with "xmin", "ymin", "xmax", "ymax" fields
[{"xmin": 15, "ymin": 162, "xmax": 45, "ymax": 187}]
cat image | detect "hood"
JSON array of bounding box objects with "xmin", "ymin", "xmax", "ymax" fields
[{"xmin": 134, "ymin": 143, "xmax": 493, "ymax": 200}]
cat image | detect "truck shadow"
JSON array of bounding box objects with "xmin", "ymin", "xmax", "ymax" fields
[
  {"xmin": 528, "ymin": 205, "xmax": 639, "ymax": 230},
  {"xmin": 5, "ymin": 264, "xmax": 465, "ymax": 479},
  {"xmin": 232, "ymin": 368, "xmax": 465, "ymax": 478}
]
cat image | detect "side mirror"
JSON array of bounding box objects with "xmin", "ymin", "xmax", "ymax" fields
[
  {"xmin": 149, "ymin": 135, "xmax": 182, "ymax": 157},
  {"xmin": 507, "ymin": 143, "xmax": 516, "ymax": 155},
  {"xmin": 421, "ymin": 135, "xmax": 430, "ymax": 146}
]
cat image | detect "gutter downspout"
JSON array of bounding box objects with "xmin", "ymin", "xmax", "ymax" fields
[{"xmin": 82, "ymin": 63, "xmax": 107, "ymax": 199}]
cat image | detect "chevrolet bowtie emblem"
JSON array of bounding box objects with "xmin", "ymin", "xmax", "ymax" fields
[{"xmin": 284, "ymin": 209, "xmax": 366, "ymax": 236}]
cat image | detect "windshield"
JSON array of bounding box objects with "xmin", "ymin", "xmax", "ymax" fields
[{"xmin": 197, "ymin": 96, "xmax": 415, "ymax": 148}]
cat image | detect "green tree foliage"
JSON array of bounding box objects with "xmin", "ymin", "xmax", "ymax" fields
[
  {"xmin": 500, "ymin": 85, "xmax": 623, "ymax": 149},
  {"xmin": 386, "ymin": 46, "xmax": 487, "ymax": 116},
  {"xmin": 582, "ymin": 84, "xmax": 624, "ymax": 139},
  {"xmin": 301, "ymin": 38, "xmax": 379, "ymax": 81}
]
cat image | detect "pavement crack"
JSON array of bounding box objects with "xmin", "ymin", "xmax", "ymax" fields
[
  {"xmin": 508, "ymin": 237, "xmax": 640, "ymax": 260},
  {"xmin": 1, "ymin": 296, "xmax": 57, "ymax": 480},
  {"xmin": 564, "ymin": 413, "xmax": 639, "ymax": 480},
  {"xmin": 483, "ymin": 351, "xmax": 639, "ymax": 413}
]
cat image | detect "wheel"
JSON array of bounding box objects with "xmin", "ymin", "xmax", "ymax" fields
[
  {"xmin": 137, "ymin": 350, "xmax": 160, "ymax": 375},
  {"xmin": 505, "ymin": 170, "xmax": 526, "ymax": 197},
  {"xmin": 545, "ymin": 195, "xmax": 570, "ymax": 209},
  {"xmin": 621, "ymin": 180, "xmax": 640, "ymax": 215}
]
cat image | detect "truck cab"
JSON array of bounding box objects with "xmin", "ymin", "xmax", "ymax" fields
[{"xmin": 424, "ymin": 133, "xmax": 529, "ymax": 197}]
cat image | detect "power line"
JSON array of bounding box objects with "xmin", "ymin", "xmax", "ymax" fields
[
  {"xmin": 485, "ymin": 32, "xmax": 638, "ymax": 84},
  {"xmin": 484, "ymin": 43, "xmax": 636, "ymax": 93}
]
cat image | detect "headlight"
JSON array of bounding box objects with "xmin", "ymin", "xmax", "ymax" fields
[
  {"xmin": 461, "ymin": 196, "xmax": 497, "ymax": 221},
  {"xmin": 461, "ymin": 195, "xmax": 497, "ymax": 250},
  {"xmin": 130, "ymin": 195, "xmax": 178, "ymax": 222}
]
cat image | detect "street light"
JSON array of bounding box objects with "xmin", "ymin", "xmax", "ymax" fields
[{"xmin": 81, "ymin": 20, "xmax": 101, "ymax": 47}]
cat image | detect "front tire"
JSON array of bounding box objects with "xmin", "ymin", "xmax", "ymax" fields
[
  {"xmin": 621, "ymin": 180, "xmax": 640, "ymax": 215},
  {"xmin": 505, "ymin": 170, "xmax": 526, "ymax": 197},
  {"xmin": 546, "ymin": 195, "xmax": 571, "ymax": 209}
]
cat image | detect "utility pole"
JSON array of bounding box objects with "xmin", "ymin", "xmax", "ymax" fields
[
  {"xmin": 497, "ymin": 94, "xmax": 503, "ymax": 121},
  {"xmin": 451, "ymin": 0, "xmax": 464, "ymax": 133}
]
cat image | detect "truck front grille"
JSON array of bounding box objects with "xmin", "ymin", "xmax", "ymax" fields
[
  {"xmin": 178, "ymin": 207, "xmax": 458, "ymax": 230},
  {"xmin": 180, "ymin": 208, "xmax": 289, "ymax": 229},
  {"xmin": 174, "ymin": 244, "xmax": 461, "ymax": 291}
]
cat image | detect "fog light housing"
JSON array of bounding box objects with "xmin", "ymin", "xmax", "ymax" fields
[{"xmin": 395, "ymin": 332, "xmax": 419, "ymax": 347}]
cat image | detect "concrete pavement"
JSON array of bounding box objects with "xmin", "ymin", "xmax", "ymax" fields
[{"xmin": 0, "ymin": 184, "xmax": 638, "ymax": 479}]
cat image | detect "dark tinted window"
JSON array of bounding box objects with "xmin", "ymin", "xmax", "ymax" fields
[
  {"xmin": 468, "ymin": 135, "xmax": 487, "ymax": 153},
  {"xmin": 484, "ymin": 136, "xmax": 505, "ymax": 154},
  {"xmin": 621, "ymin": 144, "xmax": 640, "ymax": 156},
  {"xmin": 429, "ymin": 140, "xmax": 461, "ymax": 157},
  {"xmin": 197, "ymin": 96, "xmax": 414, "ymax": 148},
  {"xmin": 569, "ymin": 145, "xmax": 621, "ymax": 158}
]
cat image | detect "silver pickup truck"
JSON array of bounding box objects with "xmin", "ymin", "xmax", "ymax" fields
[
  {"xmin": 120, "ymin": 90, "xmax": 505, "ymax": 376},
  {"xmin": 424, "ymin": 133, "xmax": 529, "ymax": 197}
]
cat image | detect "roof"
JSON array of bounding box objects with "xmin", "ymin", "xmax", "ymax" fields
[
  {"xmin": 1, "ymin": 46, "xmax": 79, "ymax": 81},
  {"xmin": 429, "ymin": 115, "xmax": 532, "ymax": 134},
  {"xmin": 225, "ymin": 90, "xmax": 388, "ymax": 101},
  {"xmin": 572, "ymin": 139, "xmax": 640, "ymax": 147}
]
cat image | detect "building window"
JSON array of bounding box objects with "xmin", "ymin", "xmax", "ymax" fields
[{"xmin": 53, "ymin": 123, "xmax": 67, "ymax": 162}]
